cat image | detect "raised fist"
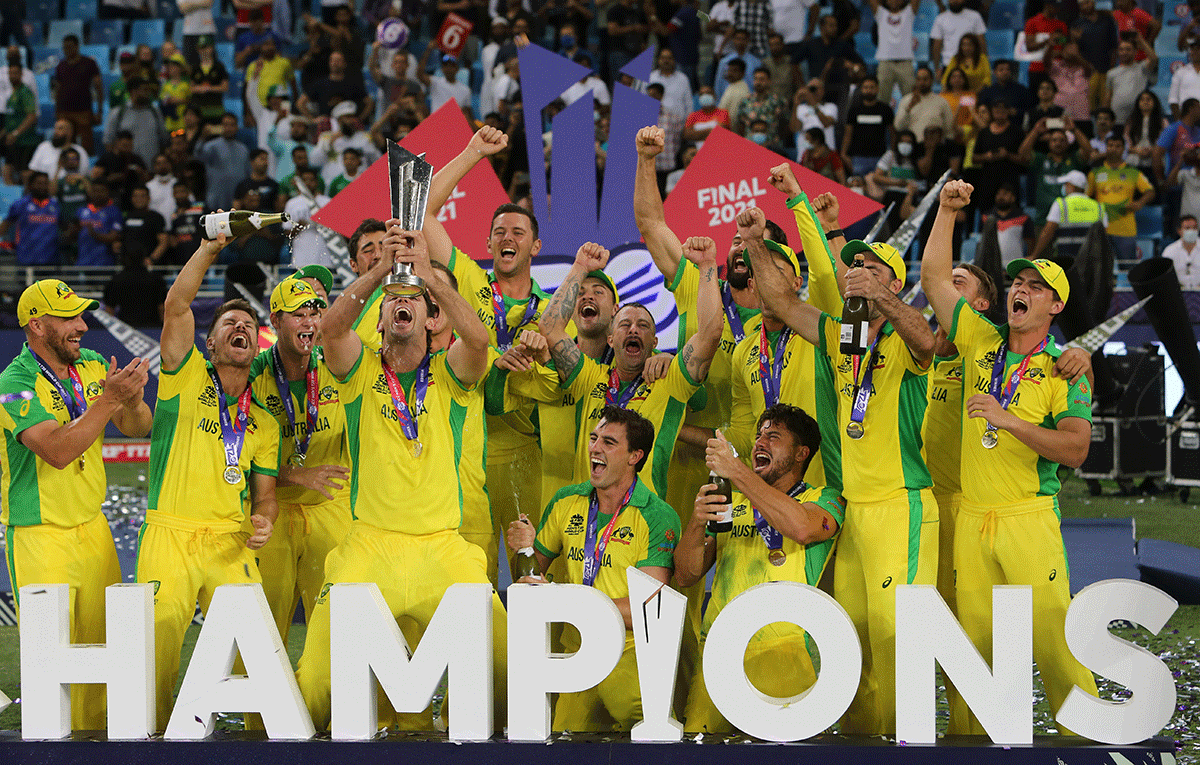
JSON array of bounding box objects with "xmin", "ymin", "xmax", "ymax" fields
[
  {"xmin": 636, "ymin": 126, "xmax": 665, "ymax": 159},
  {"xmin": 736, "ymin": 206, "xmax": 766, "ymax": 240},
  {"xmin": 939, "ymin": 179, "xmax": 973, "ymax": 211},
  {"xmin": 574, "ymin": 241, "xmax": 610, "ymax": 271},
  {"xmin": 469, "ymin": 125, "xmax": 508, "ymax": 156}
]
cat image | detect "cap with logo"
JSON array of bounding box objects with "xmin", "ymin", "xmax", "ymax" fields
[
  {"xmin": 584, "ymin": 270, "xmax": 620, "ymax": 303},
  {"xmin": 294, "ymin": 264, "xmax": 334, "ymax": 296},
  {"xmin": 1005, "ymin": 258, "xmax": 1070, "ymax": 303},
  {"xmin": 19, "ymin": 279, "xmax": 99, "ymax": 327},
  {"xmin": 764, "ymin": 239, "xmax": 802, "ymax": 278},
  {"xmin": 840, "ymin": 240, "xmax": 906, "ymax": 284},
  {"xmin": 270, "ymin": 278, "xmax": 328, "ymax": 313}
]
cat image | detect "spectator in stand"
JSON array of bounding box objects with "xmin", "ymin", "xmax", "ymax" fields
[
  {"xmin": 1178, "ymin": 0, "xmax": 1200, "ymax": 51},
  {"xmin": 166, "ymin": 180, "xmax": 204, "ymax": 264},
  {"xmin": 973, "ymin": 98, "xmax": 1026, "ymax": 212},
  {"xmin": 716, "ymin": 29, "xmax": 761, "ymax": 100},
  {"xmin": 29, "ymin": 119, "xmax": 89, "ymax": 184},
  {"xmin": 180, "ymin": 158, "xmax": 206, "ymax": 204},
  {"xmin": 822, "ymin": 0, "xmax": 861, "ymax": 41},
  {"xmin": 0, "ymin": 63, "xmax": 38, "ymax": 186},
  {"xmin": 794, "ymin": 15, "xmax": 861, "ymax": 87},
  {"xmin": 304, "ymin": 6, "xmax": 366, "ymax": 72},
  {"xmin": 268, "ymin": 116, "xmax": 318, "ymax": 184},
  {"xmin": 122, "ymin": 184, "xmax": 168, "ymax": 264},
  {"xmin": 981, "ymin": 181, "xmax": 1035, "ymax": 265},
  {"xmin": 1171, "ymin": 144, "xmax": 1200, "ymax": 220},
  {"xmin": 299, "ymin": 51, "xmax": 372, "ymax": 121},
  {"xmin": 177, "ymin": 0, "xmax": 215, "ymax": 67},
  {"xmin": 735, "ymin": 67, "xmax": 788, "ymax": 146},
  {"xmin": 1030, "ymin": 169, "xmax": 1109, "ymax": 260},
  {"xmin": 683, "ymin": 85, "xmax": 730, "ymax": 148},
  {"xmin": 419, "ymin": 46, "xmax": 473, "ymax": 115},
  {"xmin": 979, "ymin": 59, "xmax": 1033, "ymax": 128},
  {"xmin": 762, "ymin": 32, "xmax": 799, "ymax": 105},
  {"xmin": 314, "ymin": 101, "xmax": 379, "ymax": 170},
  {"xmin": 52, "ymin": 35, "xmax": 103, "ymax": 155},
  {"xmin": 93, "ymin": 130, "xmax": 148, "ymax": 206},
  {"xmin": 1112, "ymin": 0, "xmax": 1159, "ymax": 54},
  {"xmin": 960, "ymin": 101, "xmax": 990, "ymax": 200},
  {"xmin": 607, "ymin": 0, "xmax": 650, "ymax": 80},
  {"xmin": 791, "ymin": 77, "xmax": 837, "ymax": 152},
  {"xmin": 104, "ymin": 78, "xmax": 168, "ymax": 169},
  {"xmin": 1163, "ymin": 215, "xmax": 1200, "ymax": 288},
  {"xmin": 562, "ymin": 53, "xmax": 612, "ymax": 111},
  {"xmin": 654, "ymin": 0, "xmax": 703, "ymax": 90},
  {"xmin": 370, "ymin": 41, "xmax": 426, "ymax": 113},
  {"xmin": 1089, "ymin": 133, "xmax": 1154, "ymax": 261},
  {"xmin": 916, "ymin": 123, "xmax": 963, "ymax": 184},
  {"xmin": 1019, "ymin": 116, "xmax": 1093, "ymax": 223},
  {"xmin": 1105, "ymin": 35, "xmax": 1157, "ymax": 125},
  {"xmin": 1155, "ymin": 97, "xmax": 1200, "ymax": 186},
  {"xmin": 1025, "ymin": 2, "xmax": 1070, "ymax": 91},
  {"xmin": 0, "ymin": 171, "xmax": 59, "ymax": 265},
  {"xmin": 234, "ymin": 148, "xmax": 280, "ymax": 210},
  {"xmin": 326, "ymin": 146, "xmax": 362, "ymax": 195},
  {"xmin": 650, "ymin": 48, "xmax": 694, "ymax": 125},
  {"xmin": 930, "ymin": 0, "xmax": 986, "ymax": 78},
  {"xmin": 0, "ymin": 47, "xmax": 37, "ymax": 123},
  {"xmin": 1090, "ymin": 107, "xmax": 1119, "ymax": 157},
  {"xmin": 1071, "ymin": 0, "xmax": 1119, "ymax": 76},
  {"xmin": 74, "ymin": 179, "xmax": 122, "ymax": 266},
  {"xmin": 295, "ymin": 18, "xmax": 332, "ymax": 93},
  {"xmin": 370, "ymin": 103, "xmax": 424, "ymax": 151},
  {"xmin": 160, "ymin": 55, "xmax": 192, "ymax": 133},
  {"xmin": 1024, "ymin": 79, "xmax": 1067, "ymax": 156},
  {"xmin": 282, "ymin": 165, "xmax": 329, "ymax": 237},
  {"xmin": 177, "ymin": 106, "xmax": 204, "ymax": 156},
  {"xmin": 134, "ymin": 44, "xmax": 159, "ymax": 89},
  {"xmin": 895, "ymin": 66, "xmax": 956, "ymax": 138},
  {"xmin": 1048, "ymin": 40, "xmax": 1097, "ymax": 124},
  {"xmin": 146, "ymin": 153, "xmax": 177, "ymax": 221},
  {"xmin": 478, "ymin": 18, "xmax": 510, "ymax": 118},
  {"xmin": 941, "ymin": 33, "xmax": 990, "ymax": 92},
  {"xmin": 1169, "ymin": 40, "xmax": 1200, "ymax": 121},
  {"xmin": 941, "ymin": 67, "xmax": 978, "ymax": 131},
  {"xmin": 279, "ymin": 145, "xmax": 324, "ymax": 204},
  {"xmin": 646, "ymin": 82, "xmax": 685, "ymax": 192},
  {"xmin": 843, "ymin": 76, "xmax": 894, "ymax": 177},
  {"xmin": 189, "ymin": 36, "xmax": 230, "ymax": 126},
  {"xmin": 867, "ymin": 128, "xmax": 920, "ymax": 199},
  {"xmin": 868, "ymin": 0, "xmax": 919, "ymax": 101},
  {"xmin": 103, "ymin": 244, "xmax": 168, "ymax": 326},
  {"xmin": 800, "ymin": 127, "xmax": 846, "ymax": 181},
  {"xmin": 198, "ymin": 112, "xmax": 250, "ymax": 210},
  {"xmin": 246, "ymin": 35, "xmax": 295, "ymax": 109},
  {"xmin": 55, "ymin": 149, "xmax": 88, "ymax": 250},
  {"xmin": 730, "ymin": 0, "xmax": 774, "ymax": 58},
  {"xmin": 717, "ymin": 59, "xmax": 751, "ymax": 112},
  {"xmin": 232, "ymin": 0, "xmax": 272, "ymax": 30},
  {"xmin": 491, "ymin": 55, "xmax": 522, "ymax": 112},
  {"xmin": 665, "ymin": 142, "xmax": 696, "ymax": 193},
  {"xmin": 109, "ymin": 52, "xmax": 139, "ymax": 109},
  {"xmin": 1126, "ymin": 89, "xmax": 1167, "ymax": 183}
]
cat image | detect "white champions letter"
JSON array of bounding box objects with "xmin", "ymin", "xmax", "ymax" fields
[{"xmin": 627, "ymin": 567, "xmax": 686, "ymax": 742}]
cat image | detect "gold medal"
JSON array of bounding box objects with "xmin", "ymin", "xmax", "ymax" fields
[
  {"xmin": 412, "ymin": 440, "xmax": 423, "ymax": 457},
  {"xmin": 981, "ymin": 429, "xmax": 999, "ymax": 449},
  {"xmin": 224, "ymin": 466, "xmax": 242, "ymax": 485},
  {"xmin": 768, "ymin": 548, "xmax": 786, "ymax": 567},
  {"xmin": 77, "ymin": 455, "xmax": 85, "ymax": 471},
  {"xmin": 289, "ymin": 452, "xmax": 306, "ymax": 468},
  {"xmin": 845, "ymin": 421, "xmax": 864, "ymax": 440}
]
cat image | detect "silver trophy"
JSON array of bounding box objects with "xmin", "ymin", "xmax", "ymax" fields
[{"xmin": 383, "ymin": 140, "xmax": 431, "ymax": 297}]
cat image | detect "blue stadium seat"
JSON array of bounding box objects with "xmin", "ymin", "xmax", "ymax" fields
[
  {"xmin": 915, "ymin": 1, "xmax": 939, "ymax": 33},
  {"xmin": 214, "ymin": 15, "xmax": 236, "ymax": 41},
  {"xmin": 1160, "ymin": 54, "xmax": 1187, "ymax": 84},
  {"xmin": 1151, "ymin": 84, "xmax": 1172, "ymax": 110},
  {"xmin": 130, "ymin": 19, "xmax": 165, "ymax": 48},
  {"xmin": 986, "ymin": 30, "xmax": 1016, "ymax": 60},
  {"xmin": 236, "ymin": 127, "xmax": 256, "ymax": 151},
  {"xmin": 33, "ymin": 45, "xmax": 58, "ymax": 68},
  {"xmin": 224, "ymin": 97, "xmax": 243, "ymax": 122},
  {"xmin": 1135, "ymin": 238, "xmax": 1158, "ymax": 260},
  {"xmin": 0, "ymin": 184, "xmax": 24, "ymax": 215},
  {"xmin": 47, "ymin": 19, "xmax": 85, "ymax": 49},
  {"xmin": 156, "ymin": 0, "xmax": 181, "ymax": 19},
  {"xmin": 1135, "ymin": 204, "xmax": 1164, "ymax": 237},
  {"xmin": 1164, "ymin": 0, "xmax": 1189, "ymax": 23},
  {"xmin": 38, "ymin": 104, "xmax": 57, "ymax": 131},
  {"xmin": 34, "ymin": 72, "xmax": 52, "ymax": 102},
  {"xmin": 913, "ymin": 32, "xmax": 930, "ymax": 63},
  {"xmin": 64, "ymin": 0, "xmax": 97, "ymax": 19},
  {"xmin": 81, "ymin": 44, "xmax": 109, "ymax": 68},
  {"xmin": 1156, "ymin": 32, "xmax": 1184, "ymax": 56},
  {"xmin": 26, "ymin": 0, "xmax": 59, "ymax": 22},
  {"xmin": 989, "ymin": 0, "xmax": 1025, "ymax": 30},
  {"xmin": 216, "ymin": 42, "xmax": 235, "ymax": 73},
  {"xmin": 855, "ymin": 31, "xmax": 877, "ymax": 61},
  {"xmin": 89, "ymin": 18, "xmax": 125, "ymax": 46}
]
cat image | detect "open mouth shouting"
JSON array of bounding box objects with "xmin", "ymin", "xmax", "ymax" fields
[
  {"xmin": 229, "ymin": 331, "xmax": 251, "ymax": 351},
  {"xmin": 590, "ymin": 454, "xmax": 607, "ymax": 481},
  {"xmin": 297, "ymin": 330, "xmax": 315, "ymax": 350},
  {"xmin": 1010, "ymin": 296, "xmax": 1029, "ymax": 319},
  {"xmin": 497, "ymin": 245, "xmax": 518, "ymax": 267},
  {"xmin": 579, "ymin": 301, "xmax": 599, "ymax": 319},
  {"xmin": 753, "ymin": 449, "xmax": 772, "ymax": 474},
  {"xmin": 622, "ymin": 335, "xmax": 644, "ymax": 360},
  {"xmin": 393, "ymin": 303, "xmax": 415, "ymax": 330}
]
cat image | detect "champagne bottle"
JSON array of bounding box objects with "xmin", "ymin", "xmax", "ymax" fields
[
  {"xmin": 514, "ymin": 546, "xmax": 539, "ymax": 580},
  {"xmin": 705, "ymin": 469, "xmax": 734, "ymax": 534},
  {"xmin": 199, "ymin": 210, "xmax": 291, "ymax": 240},
  {"xmin": 840, "ymin": 253, "xmax": 870, "ymax": 355}
]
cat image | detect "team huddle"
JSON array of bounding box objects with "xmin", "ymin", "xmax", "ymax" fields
[{"xmin": 1, "ymin": 124, "xmax": 1098, "ymax": 738}]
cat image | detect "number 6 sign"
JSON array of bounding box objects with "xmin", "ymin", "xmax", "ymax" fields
[{"xmin": 437, "ymin": 13, "xmax": 473, "ymax": 59}]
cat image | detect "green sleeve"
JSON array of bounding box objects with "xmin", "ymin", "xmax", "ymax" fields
[
  {"xmin": 813, "ymin": 485, "xmax": 847, "ymax": 526},
  {"xmin": 0, "ymin": 367, "xmax": 52, "ymax": 436},
  {"xmin": 533, "ymin": 489, "xmax": 572, "ymax": 559},
  {"xmin": 636, "ymin": 501, "xmax": 681, "ymax": 569},
  {"xmin": 788, "ymin": 193, "xmax": 843, "ymax": 316},
  {"xmin": 1056, "ymin": 374, "xmax": 1094, "ymax": 425},
  {"xmin": 249, "ymin": 411, "xmax": 281, "ymax": 477}
]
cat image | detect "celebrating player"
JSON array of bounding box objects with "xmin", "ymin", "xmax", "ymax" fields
[
  {"xmin": 676, "ymin": 406, "xmax": 844, "ymax": 733},
  {"xmin": 920, "ymin": 179, "xmax": 1098, "ymax": 735},
  {"xmin": 0, "ymin": 279, "xmax": 152, "ymax": 731},
  {"xmin": 139, "ymin": 233, "xmax": 282, "ymax": 730},
  {"xmin": 740, "ymin": 204, "xmax": 937, "ymax": 736},
  {"xmin": 295, "ymin": 223, "xmax": 507, "ymax": 730},
  {"xmin": 505, "ymin": 406, "xmax": 679, "ymax": 732}
]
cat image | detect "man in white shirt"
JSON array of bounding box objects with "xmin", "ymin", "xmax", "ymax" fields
[
  {"xmin": 177, "ymin": 0, "xmax": 216, "ymax": 64},
  {"xmin": 649, "ymin": 48, "xmax": 694, "ymax": 123},
  {"xmin": 28, "ymin": 118, "xmax": 89, "ymax": 180},
  {"xmin": 314, "ymin": 101, "xmax": 380, "ymax": 170},
  {"xmin": 418, "ymin": 44, "xmax": 472, "ymax": 114},
  {"xmin": 930, "ymin": 0, "xmax": 986, "ymax": 73},
  {"xmin": 718, "ymin": 58, "xmax": 751, "ymax": 111},
  {"xmin": 1162, "ymin": 214, "xmax": 1200, "ymax": 289},
  {"xmin": 772, "ymin": 0, "xmax": 815, "ymax": 46},
  {"xmin": 0, "ymin": 47, "xmax": 38, "ymax": 119},
  {"xmin": 793, "ymin": 77, "xmax": 838, "ymax": 151},
  {"xmin": 870, "ymin": 0, "xmax": 920, "ymax": 100},
  {"xmin": 1169, "ymin": 39, "xmax": 1200, "ymax": 121},
  {"xmin": 146, "ymin": 153, "xmax": 177, "ymax": 222},
  {"xmin": 562, "ymin": 53, "xmax": 612, "ymax": 109}
]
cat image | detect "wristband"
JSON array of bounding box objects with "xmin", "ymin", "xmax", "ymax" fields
[{"xmin": 824, "ymin": 228, "xmax": 844, "ymax": 240}]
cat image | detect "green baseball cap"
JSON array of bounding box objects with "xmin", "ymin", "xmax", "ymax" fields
[
  {"xmin": 294, "ymin": 264, "xmax": 334, "ymax": 296},
  {"xmin": 1006, "ymin": 258, "xmax": 1070, "ymax": 304},
  {"xmin": 585, "ymin": 270, "xmax": 619, "ymax": 303}
]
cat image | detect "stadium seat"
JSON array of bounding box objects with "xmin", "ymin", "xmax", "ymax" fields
[
  {"xmin": 34, "ymin": 72, "xmax": 52, "ymax": 102},
  {"xmin": 961, "ymin": 234, "xmax": 980, "ymax": 263},
  {"xmin": 1152, "ymin": 84, "xmax": 1172, "ymax": 111},
  {"xmin": 986, "ymin": 30, "xmax": 1016, "ymax": 60},
  {"xmin": 913, "ymin": 32, "xmax": 930, "ymax": 63},
  {"xmin": 1156, "ymin": 32, "xmax": 1184, "ymax": 56},
  {"xmin": 156, "ymin": 0, "xmax": 181, "ymax": 19},
  {"xmin": 130, "ymin": 19, "xmax": 165, "ymax": 47},
  {"xmin": 988, "ymin": 0, "xmax": 1025, "ymax": 30},
  {"xmin": 1135, "ymin": 238, "xmax": 1158, "ymax": 260},
  {"xmin": 64, "ymin": 0, "xmax": 97, "ymax": 19},
  {"xmin": 0, "ymin": 184, "xmax": 24, "ymax": 213},
  {"xmin": 38, "ymin": 104, "xmax": 56, "ymax": 131},
  {"xmin": 216, "ymin": 42, "xmax": 235, "ymax": 73},
  {"xmin": 26, "ymin": 0, "xmax": 59, "ymax": 22},
  {"xmin": 236, "ymin": 127, "xmax": 256, "ymax": 151},
  {"xmin": 89, "ymin": 18, "xmax": 125, "ymax": 46},
  {"xmin": 224, "ymin": 97, "xmax": 243, "ymax": 122},
  {"xmin": 1135, "ymin": 204, "xmax": 1164, "ymax": 236},
  {"xmin": 1166, "ymin": 0, "xmax": 1192, "ymax": 24},
  {"xmin": 915, "ymin": 1, "xmax": 939, "ymax": 33},
  {"xmin": 1160, "ymin": 54, "xmax": 1187, "ymax": 84},
  {"xmin": 855, "ymin": 31, "xmax": 877, "ymax": 61},
  {"xmin": 47, "ymin": 19, "xmax": 85, "ymax": 49},
  {"xmin": 81, "ymin": 44, "xmax": 109, "ymax": 68},
  {"xmin": 33, "ymin": 45, "xmax": 59, "ymax": 69}
]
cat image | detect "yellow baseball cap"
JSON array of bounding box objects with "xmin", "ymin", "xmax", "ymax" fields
[
  {"xmin": 841, "ymin": 240, "xmax": 906, "ymax": 285},
  {"xmin": 584, "ymin": 270, "xmax": 619, "ymax": 303},
  {"xmin": 18, "ymin": 279, "xmax": 98, "ymax": 327},
  {"xmin": 764, "ymin": 239, "xmax": 802, "ymax": 278},
  {"xmin": 270, "ymin": 278, "xmax": 328, "ymax": 313},
  {"xmin": 1006, "ymin": 258, "xmax": 1070, "ymax": 304}
]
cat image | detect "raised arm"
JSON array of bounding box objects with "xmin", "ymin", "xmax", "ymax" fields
[
  {"xmin": 921, "ymin": 179, "xmax": 973, "ymax": 330},
  {"xmin": 322, "ymin": 232, "xmax": 395, "ymax": 378},
  {"xmin": 541, "ymin": 243, "xmax": 609, "ymax": 380},
  {"xmin": 738, "ymin": 207, "xmax": 823, "ymax": 345},
  {"xmin": 846, "ymin": 261, "xmax": 935, "ymax": 367},
  {"xmin": 162, "ymin": 233, "xmax": 228, "ymax": 371},
  {"xmin": 633, "ymin": 126, "xmax": 685, "ymax": 285},
  {"xmin": 770, "ymin": 163, "xmax": 846, "ymax": 313},
  {"xmin": 677, "ymin": 236, "xmax": 722, "ymax": 383},
  {"xmin": 423, "ymin": 125, "xmax": 509, "ymax": 265}
]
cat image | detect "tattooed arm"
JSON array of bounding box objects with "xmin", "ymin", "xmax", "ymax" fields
[
  {"xmin": 541, "ymin": 242, "xmax": 610, "ymax": 381},
  {"xmin": 678, "ymin": 236, "xmax": 722, "ymax": 383}
]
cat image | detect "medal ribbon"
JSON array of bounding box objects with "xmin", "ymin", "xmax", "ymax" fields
[
  {"xmin": 271, "ymin": 345, "xmax": 320, "ymax": 463},
  {"xmin": 582, "ymin": 479, "xmax": 639, "ymax": 586},
  {"xmin": 30, "ymin": 349, "xmax": 88, "ymax": 420},
  {"xmin": 848, "ymin": 332, "xmax": 884, "ymax": 428},
  {"xmin": 207, "ymin": 366, "xmax": 252, "ymax": 473},
  {"xmin": 986, "ymin": 336, "xmax": 1050, "ymax": 435},
  {"xmin": 757, "ymin": 325, "xmax": 791, "ymax": 409},
  {"xmin": 605, "ymin": 366, "xmax": 643, "ymax": 409},
  {"xmin": 381, "ymin": 354, "xmax": 430, "ymax": 444},
  {"xmin": 752, "ymin": 481, "xmax": 807, "ymax": 554},
  {"xmin": 490, "ymin": 281, "xmax": 540, "ymax": 351},
  {"xmin": 722, "ymin": 282, "xmax": 745, "ymax": 342}
]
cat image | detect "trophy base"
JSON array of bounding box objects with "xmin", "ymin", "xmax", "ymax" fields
[{"xmin": 383, "ymin": 275, "xmax": 426, "ymax": 297}]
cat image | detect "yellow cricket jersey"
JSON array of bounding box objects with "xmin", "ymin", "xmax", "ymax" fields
[
  {"xmin": 248, "ymin": 347, "xmax": 351, "ymax": 506},
  {"xmin": 336, "ymin": 346, "xmax": 479, "ymax": 533},
  {"xmin": 923, "ymin": 355, "xmax": 965, "ymax": 496},
  {"xmin": 0, "ymin": 346, "xmax": 110, "ymax": 527},
  {"xmin": 817, "ymin": 315, "xmax": 932, "ymax": 504},
  {"xmin": 352, "ymin": 285, "xmax": 385, "ymax": 352},
  {"xmin": 482, "ymin": 353, "xmax": 568, "ymax": 497},
  {"xmin": 560, "ymin": 353, "xmax": 705, "ymax": 498},
  {"xmin": 535, "ymin": 479, "xmax": 680, "ymax": 648},
  {"xmin": 701, "ymin": 484, "xmax": 845, "ymax": 643},
  {"xmin": 148, "ymin": 347, "xmax": 281, "ymax": 523},
  {"xmin": 948, "ymin": 299, "xmax": 1092, "ymax": 505}
]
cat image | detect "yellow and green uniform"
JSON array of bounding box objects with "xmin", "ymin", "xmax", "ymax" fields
[
  {"xmin": 559, "ymin": 352, "xmax": 705, "ymax": 498},
  {"xmin": 684, "ymin": 484, "xmax": 844, "ymax": 734},
  {"xmin": 296, "ymin": 345, "xmax": 508, "ymax": 729},
  {"xmin": 137, "ymin": 346, "xmax": 281, "ymax": 730},
  {"xmin": 816, "ymin": 313, "xmax": 936, "ymax": 736},
  {"xmin": 248, "ymin": 347, "xmax": 351, "ymax": 645},
  {"xmin": 0, "ymin": 345, "xmax": 121, "ymax": 731},
  {"xmin": 1087, "ymin": 162, "xmax": 1152, "ymax": 237},
  {"xmin": 535, "ymin": 480, "xmax": 680, "ymax": 731},
  {"xmin": 947, "ymin": 299, "xmax": 1097, "ymax": 733}
]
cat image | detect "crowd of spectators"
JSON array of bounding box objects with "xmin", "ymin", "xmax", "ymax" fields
[{"xmin": 1, "ymin": 0, "xmax": 1199, "ymax": 320}]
